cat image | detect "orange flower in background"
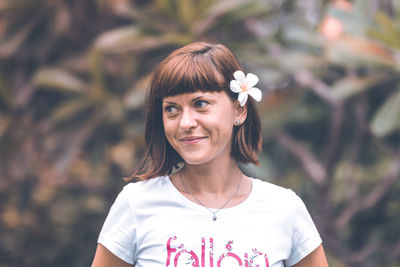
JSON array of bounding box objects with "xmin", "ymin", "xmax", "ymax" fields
[
  {"xmin": 320, "ymin": 16, "xmax": 343, "ymax": 40},
  {"xmin": 319, "ymin": 0, "xmax": 395, "ymax": 66},
  {"xmin": 333, "ymin": 0, "xmax": 352, "ymax": 10},
  {"xmin": 319, "ymin": 0, "xmax": 352, "ymax": 41}
]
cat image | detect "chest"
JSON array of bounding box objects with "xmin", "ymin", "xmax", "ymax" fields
[{"xmin": 133, "ymin": 205, "xmax": 293, "ymax": 267}]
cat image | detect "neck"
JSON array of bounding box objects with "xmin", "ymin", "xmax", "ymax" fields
[{"xmin": 181, "ymin": 159, "xmax": 242, "ymax": 195}]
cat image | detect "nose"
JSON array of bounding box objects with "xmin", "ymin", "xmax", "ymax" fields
[{"xmin": 179, "ymin": 108, "xmax": 198, "ymax": 131}]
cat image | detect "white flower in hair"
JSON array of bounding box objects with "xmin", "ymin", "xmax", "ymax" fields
[{"xmin": 230, "ymin": 70, "xmax": 262, "ymax": 106}]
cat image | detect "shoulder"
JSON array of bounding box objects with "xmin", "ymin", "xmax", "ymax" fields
[
  {"xmin": 252, "ymin": 178, "xmax": 297, "ymax": 198},
  {"xmin": 116, "ymin": 176, "xmax": 172, "ymax": 207},
  {"xmin": 121, "ymin": 176, "xmax": 170, "ymax": 195},
  {"xmin": 251, "ymin": 178, "xmax": 303, "ymax": 209}
]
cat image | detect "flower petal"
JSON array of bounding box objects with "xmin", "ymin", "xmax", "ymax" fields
[
  {"xmin": 245, "ymin": 73, "xmax": 259, "ymax": 88},
  {"xmin": 238, "ymin": 92, "xmax": 248, "ymax": 106},
  {"xmin": 247, "ymin": 88, "xmax": 262, "ymax": 102},
  {"xmin": 233, "ymin": 70, "xmax": 246, "ymax": 84},
  {"xmin": 230, "ymin": 80, "xmax": 242, "ymax": 93}
]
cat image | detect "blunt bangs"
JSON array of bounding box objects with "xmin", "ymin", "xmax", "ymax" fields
[
  {"xmin": 154, "ymin": 49, "xmax": 227, "ymax": 98},
  {"xmin": 127, "ymin": 42, "xmax": 262, "ymax": 181}
]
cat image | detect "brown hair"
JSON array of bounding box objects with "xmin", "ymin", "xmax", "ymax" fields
[{"xmin": 127, "ymin": 42, "xmax": 262, "ymax": 180}]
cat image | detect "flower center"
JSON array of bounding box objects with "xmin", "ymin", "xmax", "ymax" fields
[{"xmin": 240, "ymin": 84, "xmax": 249, "ymax": 92}]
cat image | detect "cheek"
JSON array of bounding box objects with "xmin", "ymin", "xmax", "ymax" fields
[
  {"xmin": 162, "ymin": 119, "xmax": 176, "ymax": 141},
  {"xmin": 163, "ymin": 120, "xmax": 170, "ymax": 136},
  {"xmin": 209, "ymin": 119, "xmax": 234, "ymax": 139}
]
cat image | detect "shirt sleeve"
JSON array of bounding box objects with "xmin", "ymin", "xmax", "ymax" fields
[
  {"xmin": 285, "ymin": 192, "xmax": 322, "ymax": 266},
  {"xmin": 98, "ymin": 184, "xmax": 137, "ymax": 264}
]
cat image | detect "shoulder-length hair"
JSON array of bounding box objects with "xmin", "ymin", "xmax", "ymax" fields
[{"xmin": 127, "ymin": 42, "xmax": 262, "ymax": 180}]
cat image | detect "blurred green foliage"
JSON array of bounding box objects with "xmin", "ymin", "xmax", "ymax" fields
[{"xmin": 1, "ymin": 0, "xmax": 400, "ymax": 266}]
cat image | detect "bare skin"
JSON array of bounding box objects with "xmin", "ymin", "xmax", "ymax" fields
[
  {"xmin": 294, "ymin": 244, "xmax": 329, "ymax": 267},
  {"xmin": 92, "ymin": 244, "xmax": 132, "ymax": 267},
  {"xmin": 163, "ymin": 91, "xmax": 249, "ymax": 208},
  {"xmin": 92, "ymin": 91, "xmax": 329, "ymax": 267}
]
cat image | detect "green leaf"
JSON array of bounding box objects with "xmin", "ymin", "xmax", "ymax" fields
[
  {"xmin": 366, "ymin": 12, "xmax": 400, "ymax": 51},
  {"xmin": 325, "ymin": 38, "xmax": 396, "ymax": 68},
  {"xmin": 104, "ymin": 96, "xmax": 125, "ymax": 122},
  {"xmin": 123, "ymin": 75, "xmax": 150, "ymax": 110},
  {"xmin": 49, "ymin": 98, "xmax": 92, "ymax": 124},
  {"xmin": 375, "ymin": 12, "xmax": 398, "ymax": 35},
  {"xmin": 176, "ymin": 0, "xmax": 195, "ymax": 27},
  {"xmin": 94, "ymin": 26, "xmax": 181, "ymax": 53},
  {"xmin": 394, "ymin": 0, "xmax": 400, "ymax": 16},
  {"xmin": 0, "ymin": 71, "xmax": 11, "ymax": 109},
  {"xmin": 94, "ymin": 26, "xmax": 140, "ymax": 52},
  {"xmin": 0, "ymin": 17, "xmax": 37, "ymax": 57},
  {"xmin": 370, "ymin": 87, "xmax": 400, "ymax": 137},
  {"xmin": 275, "ymin": 51, "xmax": 326, "ymax": 73},
  {"xmin": 260, "ymin": 91, "xmax": 324, "ymax": 134},
  {"xmin": 367, "ymin": 29, "xmax": 400, "ymax": 51},
  {"xmin": 330, "ymin": 73, "xmax": 386, "ymax": 100},
  {"xmin": 192, "ymin": 0, "xmax": 253, "ymax": 35},
  {"xmin": 88, "ymin": 48, "xmax": 105, "ymax": 96},
  {"xmin": 328, "ymin": 6, "xmax": 369, "ymax": 37},
  {"xmin": 32, "ymin": 68, "xmax": 87, "ymax": 93},
  {"xmin": 0, "ymin": 0, "xmax": 38, "ymax": 11},
  {"xmin": 0, "ymin": 114, "xmax": 10, "ymax": 139},
  {"xmin": 283, "ymin": 26, "xmax": 324, "ymax": 49}
]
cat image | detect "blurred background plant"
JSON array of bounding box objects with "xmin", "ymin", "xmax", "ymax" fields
[{"xmin": 0, "ymin": 0, "xmax": 399, "ymax": 266}]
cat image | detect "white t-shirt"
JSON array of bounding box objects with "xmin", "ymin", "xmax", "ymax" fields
[{"xmin": 98, "ymin": 176, "xmax": 322, "ymax": 267}]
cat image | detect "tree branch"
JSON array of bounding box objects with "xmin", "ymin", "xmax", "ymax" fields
[
  {"xmin": 294, "ymin": 69, "xmax": 341, "ymax": 107},
  {"xmin": 54, "ymin": 110, "xmax": 104, "ymax": 175},
  {"xmin": 346, "ymin": 240, "xmax": 379, "ymax": 265},
  {"xmin": 322, "ymin": 102, "xmax": 344, "ymax": 171},
  {"xmin": 276, "ymin": 131, "xmax": 327, "ymax": 186},
  {"xmin": 336, "ymin": 153, "xmax": 400, "ymax": 230},
  {"xmin": 389, "ymin": 241, "xmax": 400, "ymax": 260}
]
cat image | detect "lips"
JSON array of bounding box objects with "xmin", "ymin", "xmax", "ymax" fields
[{"xmin": 179, "ymin": 136, "xmax": 207, "ymax": 145}]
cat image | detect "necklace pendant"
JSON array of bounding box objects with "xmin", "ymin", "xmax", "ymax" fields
[{"xmin": 212, "ymin": 214, "xmax": 217, "ymax": 221}]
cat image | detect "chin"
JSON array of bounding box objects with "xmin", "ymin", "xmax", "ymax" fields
[
  {"xmin": 181, "ymin": 158, "xmax": 209, "ymax": 166},
  {"xmin": 180, "ymin": 154, "xmax": 211, "ymax": 166}
]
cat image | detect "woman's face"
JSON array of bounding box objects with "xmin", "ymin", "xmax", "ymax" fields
[{"xmin": 162, "ymin": 91, "xmax": 244, "ymax": 166}]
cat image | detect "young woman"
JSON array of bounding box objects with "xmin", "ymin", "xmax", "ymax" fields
[{"xmin": 91, "ymin": 42, "xmax": 329, "ymax": 267}]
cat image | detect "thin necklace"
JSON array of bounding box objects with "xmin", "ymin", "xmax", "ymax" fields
[{"xmin": 179, "ymin": 171, "xmax": 242, "ymax": 221}]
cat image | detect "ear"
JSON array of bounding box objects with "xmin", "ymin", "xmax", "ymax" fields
[{"xmin": 233, "ymin": 100, "xmax": 247, "ymax": 126}]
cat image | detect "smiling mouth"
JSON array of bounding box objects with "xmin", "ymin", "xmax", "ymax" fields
[{"xmin": 180, "ymin": 136, "xmax": 207, "ymax": 145}]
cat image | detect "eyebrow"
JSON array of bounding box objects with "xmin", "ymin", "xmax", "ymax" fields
[
  {"xmin": 191, "ymin": 96, "xmax": 204, "ymax": 102},
  {"xmin": 163, "ymin": 100, "xmax": 176, "ymax": 104},
  {"xmin": 193, "ymin": 93, "xmax": 216, "ymax": 100}
]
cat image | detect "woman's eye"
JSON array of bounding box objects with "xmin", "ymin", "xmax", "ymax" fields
[
  {"xmin": 194, "ymin": 100, "xmax": 208, "ymax": 109},
  {"xmin": 164, "ymin": 106, "xmax": 178, "ymax": 114}
]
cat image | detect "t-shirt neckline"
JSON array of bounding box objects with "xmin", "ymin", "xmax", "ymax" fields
[{"xmin": 165, "ymin": 175, "xmax": 257, "ymax": 215}]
